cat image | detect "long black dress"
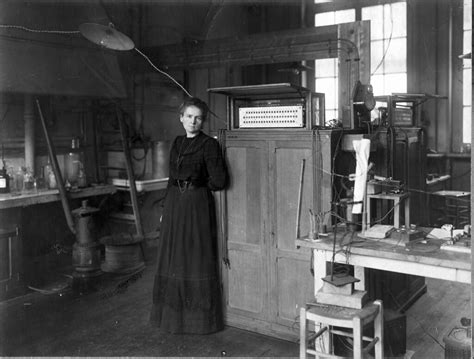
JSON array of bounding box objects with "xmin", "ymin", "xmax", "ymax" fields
[{"xmin": 150, "ymin": 131, "xmax": 228, "ymax": 334}]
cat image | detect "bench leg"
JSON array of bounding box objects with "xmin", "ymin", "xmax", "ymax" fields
[
  {"xmin": 353, "ymin": 316, "xmax": 363, "ymax": 359},
  {"xmin": 374, "ymin": 300, "xmax": 384, "ymax": 359},
  {"xmin": 300, "ymin": 307, "xmax": 307, "ymax": 359}
]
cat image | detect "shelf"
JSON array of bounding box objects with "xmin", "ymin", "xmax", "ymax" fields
[
  {"xmin": 0, "ymin": 184, "xmax": 117, "ymax": 210},
  {"xmin": 110, "ymin": 177, "xmax": 168, "ymax": 192}
]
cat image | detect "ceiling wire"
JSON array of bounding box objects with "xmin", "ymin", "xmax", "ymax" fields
[
  {"xmin": 0, "ymin": 24, "xmax": 80, "ymax": 34},
  {"xmin": 134, "ymin": 48, "xmax": 192, "ymax": 98},
  {"xmin": 0, "ymin": 22, "xmax": 193, "ymax": 98}
]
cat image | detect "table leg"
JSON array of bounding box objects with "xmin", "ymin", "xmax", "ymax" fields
[
  {"xmin": 354, "ymin": 266, "xmax": 366, "ymax": 290},
  {"xmin": 405, "ymin": 197, "xmax": 410, "ymax": 227},
  {"xmin": 366, "ymin": 196, "xmax": 372, "ymax": 228},
  {"xmin": 313, "ymin": 249, "xmax": 328, "ymax": 295},
  {"xmin": 393, "ymin": 198, "xmax": 400, "ymax": 228}
]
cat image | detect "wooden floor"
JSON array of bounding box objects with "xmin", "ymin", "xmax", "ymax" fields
[{"xmin": 0, "ymin": 249, "xmax": 470, "ymax": 358}]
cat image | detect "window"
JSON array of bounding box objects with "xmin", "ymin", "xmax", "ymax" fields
[
  {"xmin": 314, "ymin": 10, "xmax": 355, "ymax": 123},
  {"xmin": 362, "ymin": 2, "xmax": 407, "ymax": 95},
  {"xmin": 462, "ymin": 0, "xmax": 472, "ymax": 144},
  {"xmin": 314, "ymin": 1, "xmax": 407, "ymax": 124}
]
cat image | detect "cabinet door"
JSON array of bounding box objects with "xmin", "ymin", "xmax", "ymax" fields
[
  {"xmin": 223, "ymin": 139, "xmax": 269, "ymax": 322},
  {"xmin": 269, "ymin": 140, "xmax": 315, "ymax": 329}
]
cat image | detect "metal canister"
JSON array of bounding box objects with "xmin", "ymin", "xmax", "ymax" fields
[
  {"xmin": 152, "ymin": 141, "xmax": 170, "ymax": 179},
  {"xmin": 71, "ymin": 200, "xmax": 101, "ymax": 277}
]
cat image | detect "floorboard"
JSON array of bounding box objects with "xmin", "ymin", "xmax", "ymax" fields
[{"xmin": 0, "ymin": 251, "xmax": 470, "ymax": 358}]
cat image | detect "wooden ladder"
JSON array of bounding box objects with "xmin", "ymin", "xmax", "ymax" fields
[{"xmin": 114, "ymin": 106, "xmax": 147, "ymax": 259}]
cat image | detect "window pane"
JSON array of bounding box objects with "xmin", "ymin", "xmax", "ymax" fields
[
  {"xmin": 371, "ymin": 75, "xmax": 385, "ymax": 96},
  {"xmin": 325, "ymin": 109, "xmax": 338, "ymax": 124},
  {"xmin": 315, "ymin": 9, "xmax": 355, "ymax": 27},
  {"xmin": 463, "ymin": 68, "xmax": 472, "ymax": 106},
  {"xmin": 315, "ymin": 11, "xmax": 335, "ymax": 26},
  {"xmin": 385, "ymin": 2, "xmax": 407, "ymax": 38},
  {"xmin": 315, "ymin": 0, "xmax": 332, "ymax": 3},
  {"xmin": 385, "ymin": 73, "xmax": 407, "ymax": 94},
  {"xmin": 335, "ymin": 9, "xmax": 355, "ymax": 24},
  {"xmin": 463, "ymin": 30, "xmax": 472, "ymax": 54},
  {"xmin": 464, "ymin": 0, "xmax": 472, "ymax": 30},
  {"xmin": 463, "ymin": 107, "xmax": 471, "ymax": 143},
  {"xmin": 371, "ymin": 40, "xmax": 384, "ymax": 75},
  {"xmin": 384, "ymin": 38, "xmax": 407, "ymax": 73},
  {"xmin": 315, "ymin": 58, "xmax": 336, "ymax": 77},
  {"xmin": 316, "ymin": 78, "xmax": 337, "ymax": 109},
  {"xmin": 362, "ymin": 5, "xmax": 384, "ymax": 40}
]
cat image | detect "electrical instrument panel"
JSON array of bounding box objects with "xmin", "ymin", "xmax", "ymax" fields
[
  {"xmin": 373, "ymin": 94, "xmax": 438, "ymax": 127},
  {"xmin": 237, "ymin": 102, "xmax": 304, "ymax": 128},
  {"xmin": 208, "ymin": 83, "xmax": 324, "ymax": 130}
]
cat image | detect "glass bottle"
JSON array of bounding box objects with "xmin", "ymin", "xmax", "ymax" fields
[
  {"xmin": 0, "ymin": 161, "xmax": 9, "ymax": 193},
  {"xmin": 77, "ymin": 162, "xmax": 87, "ymax": 188},
  {"xmin": 43, "ymin": 161, "xmax": 57, "ymax": 189},
  {"xmin": 65, "ymin": 137, "xmax": 82, "ymax": 187}
]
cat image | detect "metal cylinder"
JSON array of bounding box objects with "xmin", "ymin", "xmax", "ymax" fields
[
  {"xmin": 152, "ymin": 141, "xmax": 170, "ymax": 179},
  {"xmin": 72, "ymin": 242, "xmax": 102, "ymax": 276},
  {"xmin": 24, "ymin": 95, "xmax": 35, "ymax": 175},
  {"xmin": 71, "ymin": 200, "xmax": 101, "ymax": 277},
  {"xmin": 100, "ymin": 233, "xmax": 145, "ymax": 274}
]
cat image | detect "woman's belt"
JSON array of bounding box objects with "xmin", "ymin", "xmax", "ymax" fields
[{"xmin": 171, "ymin": 179, "xmax": 206, "ymax": 191}]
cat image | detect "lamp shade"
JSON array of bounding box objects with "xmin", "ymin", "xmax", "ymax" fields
[{"xmin": 79, "ymin": 23, "xmax": 135, "ymax": 51}]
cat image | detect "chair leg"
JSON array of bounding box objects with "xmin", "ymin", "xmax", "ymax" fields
[
  {"xmin": 300, "ymin": 306, "xmax": 307, "ymax": 359},
  {"xmin": 353, "ymin": 316, "xmax": 363, "ymax": 359},
  {"xmin": 374, "ymin": 300, "xmax": 384, "ymax": 359}
]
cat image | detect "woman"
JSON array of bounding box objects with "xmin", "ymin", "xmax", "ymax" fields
[{"xmin": 150, "ymin": 97, "xmax": 228, "ymax": 334}]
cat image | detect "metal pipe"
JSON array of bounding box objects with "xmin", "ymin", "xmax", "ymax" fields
[
  {"xmin": 36, "ymin": 99, "xmax": 76, "ymax": 235},
  {"xmin": 300, "ymin": 0, "xmax": 308, "ymax": 87},
  {"xmin": 448, "ymin": 4, "xmax": 453, "ymax": 153}
]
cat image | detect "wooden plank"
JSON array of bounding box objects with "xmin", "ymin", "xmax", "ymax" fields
[
  {"xmin": 338, "ymin": 21, "xmax": 371, "ymax": 128},
  {"xmin": 297, "ymin": 236, "xmax": 470, "ymax": 271},
  {"xmin": 143, "ymin": 25, "xmax": 341, "ymax": 70}
]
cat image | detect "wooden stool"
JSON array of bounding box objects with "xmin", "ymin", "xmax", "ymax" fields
[{"xmin": 300, "ymin": 300, "xmax": 383, "ymax": 359}]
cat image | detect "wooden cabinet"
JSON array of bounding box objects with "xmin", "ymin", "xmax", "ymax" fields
[
  {"xmin": 0, "ymin": 208, "xmax": 23, "ymax": 300},
  {"xmin": 220, "ymin": 129, "xmax": 345, "ymax": 340}
]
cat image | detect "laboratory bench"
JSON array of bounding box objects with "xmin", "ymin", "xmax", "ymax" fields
[
  {"xmin": 0, "ymin": 184, "xmax": 117, "ymax": 300},
  {"xmin": 296, "ymin": 228, "xmax": 470, "ymax": 311},
  {"xmin": 0, "ymin": 184, "xmax": 117, "ymax": 209}
]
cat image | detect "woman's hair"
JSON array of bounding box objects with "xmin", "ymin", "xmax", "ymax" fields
[{"xmin": 178, "ymin": 97, "xmax": 209, "ymax": 120}]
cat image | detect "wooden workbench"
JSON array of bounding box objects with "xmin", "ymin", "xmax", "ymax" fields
[
  {"xmin": 296, "ymin": 230, "xmax": 470, "ymax": 298},
  {"xmin": 0, "ymin": 184, "xmax": 117, "ymax": 209}
]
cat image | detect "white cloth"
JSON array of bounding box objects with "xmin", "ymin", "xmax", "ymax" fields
[{"xmin": 352, "ymin": 139, "xmax": 371, "ymax": 214}]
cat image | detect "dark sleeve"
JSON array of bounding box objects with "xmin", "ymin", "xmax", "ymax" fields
[{"xmin": 203, "ymin": 137, "xmax": 228, "ymax": 191}]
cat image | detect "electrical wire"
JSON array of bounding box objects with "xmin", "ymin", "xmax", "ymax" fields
[
  {"xmin": 371, "ymin": 4, "xmax": 394, "ymax": 77},
  {"xmin": 0, "ymin": 22, "xmax": 194, "ymax": 99},
  {"xmin": 134, "ymin": 47, "xmax": 193, "ymax": 98},
  {"xmin": 0, "ymin": 24, "xmax": 80, "ymax": 34}
]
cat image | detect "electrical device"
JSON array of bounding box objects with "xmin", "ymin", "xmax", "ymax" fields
[{"xmin": 208, "ymin": 83, "xmax": 324, "ymax": 130}]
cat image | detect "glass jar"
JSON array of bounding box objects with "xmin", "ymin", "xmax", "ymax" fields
[
  {"xmin": 65, "ymin": 137, "xmax": 84, "ymax": 187},
  {"xmin": 11, "ymin": 167, "xmax": 25, "ymax": 195},
  {"xmin": 22, "ymin": 167, "xmax": 36, "ymax": 194}
]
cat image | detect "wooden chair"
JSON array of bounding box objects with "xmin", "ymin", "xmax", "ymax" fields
[{"xmin": 300, "ymin": 300, "xmax": 383, "ymax": 359}]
